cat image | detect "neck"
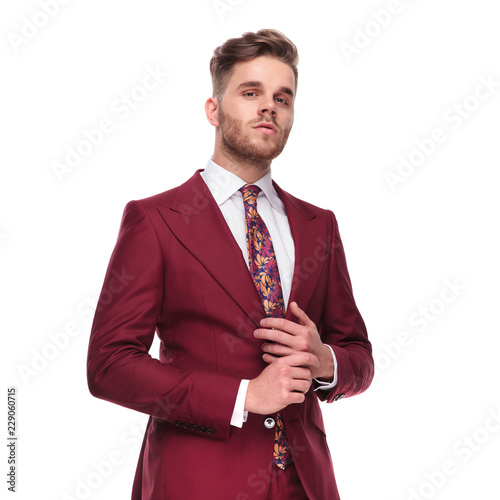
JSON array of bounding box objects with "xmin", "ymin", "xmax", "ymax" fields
[
  {"xmin": 213, "ymin": 155, "xmax": 270, "ymax": 183},
  {"xmin": 212, "ymin": 148, "xmax": 271, "ymax": 184}
]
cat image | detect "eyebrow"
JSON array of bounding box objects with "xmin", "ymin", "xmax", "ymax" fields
[{"xmin": 236, "ymin": 80, "xmax": 295, "ymax": 98}]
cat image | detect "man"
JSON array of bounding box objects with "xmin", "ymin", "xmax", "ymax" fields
[{"xmin": 87, "ymin": 29, "xmax": 374, "ymax": 500}]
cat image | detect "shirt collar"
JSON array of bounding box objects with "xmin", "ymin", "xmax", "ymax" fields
[{"xmin": 202, "ymin": 157, "xmax": 281, "ymax": 209}]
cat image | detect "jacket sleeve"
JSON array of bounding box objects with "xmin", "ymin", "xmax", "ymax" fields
[
  {"xmin": 315, "ymin": 210, "xmax": 374, "ymax": 403},
  {"xmin": 86, "ymin": 200, "xmax": 240, "ymax": 440}
]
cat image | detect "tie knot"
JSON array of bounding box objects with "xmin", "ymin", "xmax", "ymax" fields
[{"xmin": 239, "ymin": 184, "xmax": 261, "ymax": 205}]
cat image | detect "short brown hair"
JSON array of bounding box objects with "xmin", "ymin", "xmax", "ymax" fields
[{"xmin": 210, "ymin": 29, "xmax": 299, "ymax": 99}]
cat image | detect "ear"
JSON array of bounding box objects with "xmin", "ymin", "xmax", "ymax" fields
[{"xmin": 205, "ymin": 97, "xmax": 220, "ymax": 127}]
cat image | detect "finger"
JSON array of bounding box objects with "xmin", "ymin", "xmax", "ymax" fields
[
  {"xmin": 288, "ymin": 366, "xmax": 313, "ymax": 381},
  {"xmin": 290, "ymin": 379, "xmax": 312, "ymax": 394},
  {"xmin": 289, "ymin": 301, "xmax": 316, "ymax": 329},
  {"xmin": 277, "ymin": 352, "xmax": 319, "ymax": 369},
  {"xmin": 261, "ymin": 342, "xmax": 295, "ymax": 357},
  {"xmin": 285, "ymin": 392, "xmax": 306, "ymax": 405},
  {"xmin": 261, "ymin": 353, "xmax": 315, "ymax": 370},
  {"xmin": 262, "ymin": 344, "xmax": 320, "ymax": 371},
  {"xmin": 262, "ymin": 353, "xmax": 280, "ymax": 364},
  {"xmin": 258, "ymin": 317, "xmax": 304, "ymax": 337},
  {"xmin": 254, "ymin": 327, "xmax": 283, "ymax": 344},
  {"xmin": 255, "ymin": 326, "xmax": 305, "ymax": 347}
]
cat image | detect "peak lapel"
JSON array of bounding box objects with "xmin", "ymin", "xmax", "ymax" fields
[
  {"xmin": 156, "ymin": 170, "xmax": 265, "ymax": 324},
  {"xmin": 272, "ymin": 182, "xmax": 327, "ymax": 321}
]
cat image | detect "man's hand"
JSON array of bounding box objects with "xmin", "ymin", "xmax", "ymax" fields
[
  {"xmin": 254, "ymin": 301, "xmax": 334, "ymax": 381},
  {"xmin": 244, "ymin": 353, "xmax": 313, "ymax": 414}
]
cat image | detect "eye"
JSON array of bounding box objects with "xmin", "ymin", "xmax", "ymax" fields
[
  {"xmin": 275, "ymin": 97, "xmax": 288, "ymax": 105},
  {"xmin": 243, "ymin": 91, "xmax": 257, "ymax": 97}
]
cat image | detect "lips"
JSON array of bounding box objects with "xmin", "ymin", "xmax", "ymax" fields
[{"xmin": 253, "ymin": 122, "xmax": 277, "ymax": 134}]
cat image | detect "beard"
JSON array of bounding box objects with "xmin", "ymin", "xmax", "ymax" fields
[{"xmin": 217, "ymin": 103, "xmax": 292, "ymax": 168}]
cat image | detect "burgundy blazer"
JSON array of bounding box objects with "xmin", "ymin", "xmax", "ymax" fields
[{"xmin": 86, "ymin": 170, "xmax": 374, "ymax": 500}]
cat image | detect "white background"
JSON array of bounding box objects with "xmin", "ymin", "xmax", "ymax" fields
[{"xmin": 2, "ymin": 1, "xmax": 500, "ymax": 499}]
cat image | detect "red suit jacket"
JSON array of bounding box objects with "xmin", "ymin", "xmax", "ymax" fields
[{"xmin": 87, "ymin": 170, "xmax": 374, "ymax": 500}]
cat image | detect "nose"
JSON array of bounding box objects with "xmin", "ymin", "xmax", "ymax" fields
[{"xmin": 258, "ymin": 95, "xmax": 276, "ymax": 117}]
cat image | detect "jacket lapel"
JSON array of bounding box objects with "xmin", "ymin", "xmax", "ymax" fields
[
  {"xmin": 156, "ymin": 171, "xmax": 326, "ymax": 326},
  {"xmin": 156, "ymin": 170, "xmax": 266, "ymax": 325},
  {"xmin": 272, "ymin": 181, "xmax": 326, "ymax": 321}
]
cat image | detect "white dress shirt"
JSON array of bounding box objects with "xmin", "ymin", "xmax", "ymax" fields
[{"xmin": 200, "ymin": 158, "xmax": 337, "ymax": 427}]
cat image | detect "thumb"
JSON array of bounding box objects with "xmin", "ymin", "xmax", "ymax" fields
[{"xmin": 290, "ymin": 301, "xmax": 315, "ymax": 328}]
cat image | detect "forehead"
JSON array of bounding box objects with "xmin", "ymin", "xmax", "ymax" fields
[{"xmin": 226, "ymin": 56, "xmax": 296, "ymax": 94}]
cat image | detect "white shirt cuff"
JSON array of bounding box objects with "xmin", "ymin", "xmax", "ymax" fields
[
  {"xmin": 314, "ymin": 344, "xmax": 338, "ymax": 391},
  {"xmin": 230, "ymin": 379, "xmax": 249, "ymax": 428}
]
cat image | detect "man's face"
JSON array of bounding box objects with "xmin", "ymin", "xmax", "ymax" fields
[{"xmin": 216, "ymin": 56, "xmax": 295, "ymax": 165}]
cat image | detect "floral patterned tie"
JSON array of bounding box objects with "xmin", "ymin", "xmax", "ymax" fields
[{"xmin": 239, "ymin": 184, "xmax": 292, "ymax": 470}]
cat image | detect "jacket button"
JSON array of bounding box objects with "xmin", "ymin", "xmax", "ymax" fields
[
  {"xmin": 207, "ymin": 427, "xmax": 215, "ymax": 435},
  {"xmin": 190, "ymin": 424, "xmax": 198, "ymax": 431},
  {"xmin": 182, "ymin": 422, "xmax": 190, "ymax": 429},
  {"xmin": 333, "ymin": 393, "xmax": 345, "ymax": 401},
  {"xmin": 199, "ymin": 426, "xmax": 206, "ymax": 433},
  {"xmin": 264, "ymin": 417, "xmax": 275, "ymax": 429},
  {"xmin": 175, "ymin": 420, "xmax": 182, "ymax": 427}
]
